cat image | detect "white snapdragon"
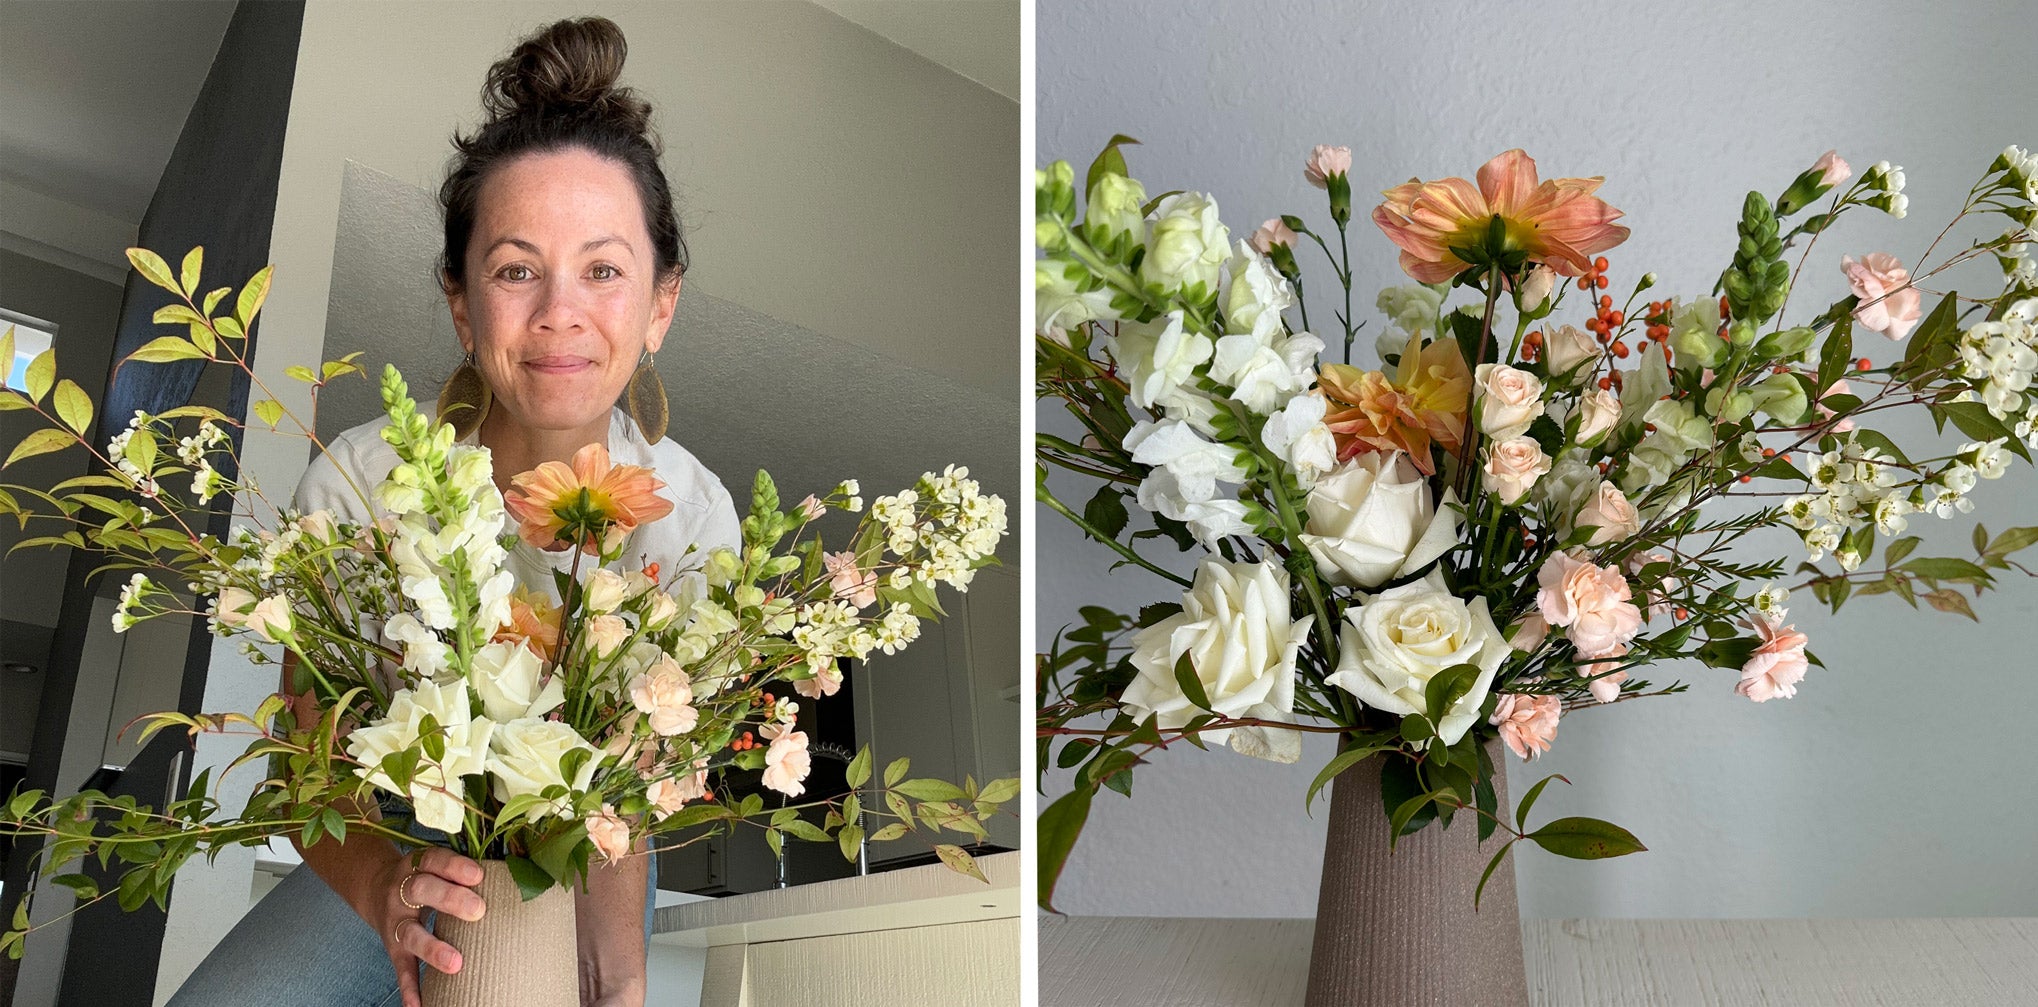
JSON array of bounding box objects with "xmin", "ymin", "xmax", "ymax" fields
[
  {"xmin": 1107, "ymin": 310, "xmax": 1213, "ymax": 415},
  {"xmin": 1127, "ymin": 419, "xmax": 1253, "ymax": 546},
  {"xmin": 1260, "ymin": 393, "xmax": 1338, "ymax": 487},
  {"xmin": 1036, "ymin": 259, "xmax": 1116, "ymax": 337},
  {"xmin": 1141, "ymin": 192, "xmax": 1232, "ymax": 295}
]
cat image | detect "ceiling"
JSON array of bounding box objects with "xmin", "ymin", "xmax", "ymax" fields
[{"xmin": 0, "ymin": 0, "xmax": 1018, "ymax": 277}]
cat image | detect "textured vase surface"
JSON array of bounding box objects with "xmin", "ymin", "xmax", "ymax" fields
[
  {"xmin": 1305, "ymin": 737, "xmax": 1528, "ymax": 1006},
  {"xmin": 421, "ymin": 859, "xmax": 579, "ymax": 1007}
]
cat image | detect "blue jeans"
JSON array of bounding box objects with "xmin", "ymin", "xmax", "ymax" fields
[{"xmin": 164, "ymin": 832, "xmax": 658, "ymax": 1006}]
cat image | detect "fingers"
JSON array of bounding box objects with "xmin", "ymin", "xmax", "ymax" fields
[
  {"xmin": 393, "ymin": 946, "xmax": 423, "ymax": 1007},
  {"xmin": 394, "ymin": 915, "xmax": 463, "ymax": 977},
  {"xmin": 414, "ymin": 846, "xmax": 484, "ymax": 887},
  {"xmin": 407, "ymin": 871, "xmax": 486, "ymax": 922}
]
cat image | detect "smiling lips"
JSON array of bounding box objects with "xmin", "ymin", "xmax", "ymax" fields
[{"xmin": 524, "ymin": 355, "xmax": 596, "ymax": 375}]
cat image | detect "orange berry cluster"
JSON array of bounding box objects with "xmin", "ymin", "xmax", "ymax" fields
[
  {"xmin": 1522, "ymin": 328, "xmax": 1544, "ymax": 362},
  {"xmin": 731, "ymin": 730, "xmax": 759, "ymax": 752}
]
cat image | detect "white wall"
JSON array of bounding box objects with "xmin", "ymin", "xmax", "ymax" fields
[
  {"xmin": 1037, "ymin": 0, "xmax": 2038, "ymax": 919},
  {"xmin": 156, "ymin": 1, "xmax": 1018, "ymax": 996}
]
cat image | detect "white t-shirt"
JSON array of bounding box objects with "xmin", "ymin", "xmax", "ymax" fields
[{"xmin": 292, "ymin": 408, "xmax": 741, "ymax": 594}]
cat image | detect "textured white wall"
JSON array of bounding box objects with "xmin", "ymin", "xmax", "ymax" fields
[{"xmin": 1038, "ymin": 0, "xmax": 2038, "ymax": 919}]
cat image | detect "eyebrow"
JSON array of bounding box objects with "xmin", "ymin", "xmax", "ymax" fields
[{"xmin": 483, "ymin": 235, "xmax": 634, "ymax": 258}]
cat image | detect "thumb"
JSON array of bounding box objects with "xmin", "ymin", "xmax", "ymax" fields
[{"xmin": 394, "ymin": 948, "xmax": 423, "ymax": 1007}]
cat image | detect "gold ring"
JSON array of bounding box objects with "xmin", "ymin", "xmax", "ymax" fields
[
  {"xmin": 392, "ymin": 916, "xmax": 416, "ymax": 946},
  {"xmin": 398, "ymin": 868, "xmax": 427, "ymax": 911}
]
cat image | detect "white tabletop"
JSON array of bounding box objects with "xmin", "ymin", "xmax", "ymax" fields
[{"xmin": 1039, "ymin": 916, "xmax": 2038, "ymax": 1006}]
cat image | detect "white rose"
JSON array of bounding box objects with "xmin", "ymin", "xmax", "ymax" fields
[
  {"xmin": 1107, "ymin": 311, "xmax": 1213, "ymax": 413},
  {"xmin": 246, "ymin": 596, "xmax": 294, "ymax": 643},
  {"xmin": 1518, "ymin": 264, "xmax": 1555, "ymax": 311},
  {"xmin": 1574, "ymin": 388, "xmax": 1622, "ymax": 447},
  {"xmin": 1575, "ymin": 480, "xmax": 1642, "ymax": 546},
  {"xmin": 1325, "ymin": 570, "xmax": 1509, "ymax": 746},
  {"xmin": 468, "ymin": 640, "xmax": 565, "ymax": 722},
  {"xmin": 1141, "ymin": 191, "xmax": 1231, "ymax": 295},
  {"xmin": 1482, "ymin": 437, "xmax": 1552, "ymax": 505},
  {"xmin": 1300, "ymin": 453, "xmax": 1460, "ymax": 589},
  {"xmin": 642, "ymin": 589, "xmax": 682, "ymax": 631},
  {"xmin": 1260, "ymin": 393, "xmax": 1338, "ymax": 487},
  {"xmin": 1536, "ymin": 450, "xmax": 1599, "ymax": 517},
  {"xmin": 214, "ymin": 586, "xmax": 255, "ymax": 630},
  {"xmin": 1544, "ymin": 324, "xmax": 1600, "ymax": 379},
  {"xmin": 1122, "ymin": 559, "xmax": 1313, "ymax": 762},
  {"xmin": 486, "ymin": 718, "xmax": 602, "ymax": 823},
  {"xmin": 582, "ymin": 568, "xmax": 629, "ymax": 614},
  {"xmin": 346, "ymin": 679, "xmax": 494, "ymax": 834},
  {"xmin": 1474, "ymin": 363, "xmax": 1545, "ymax": 440}
]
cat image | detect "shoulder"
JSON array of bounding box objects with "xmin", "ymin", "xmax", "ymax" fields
[
  {"xmin": 610, "ymin": 412, "xmax": 740, "ymax": 561},
  {"xmin": 293, "ymin": 417, "xmax": 398, "ymax": 523}
]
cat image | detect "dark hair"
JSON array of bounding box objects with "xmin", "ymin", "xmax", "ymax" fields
[{"xmin": 438, "ymin": 16, "xmax": 687, "ymax": 294}]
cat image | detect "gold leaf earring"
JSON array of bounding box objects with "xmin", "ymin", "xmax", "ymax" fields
[
  {"xmin": 626, "ymin": 350, "xmax": 669, "ymax": 444},
  {"xmin": 436, "ymin": 350, "xmax": 492, "ymax": 440}
]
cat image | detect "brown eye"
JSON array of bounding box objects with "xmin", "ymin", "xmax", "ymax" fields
[
  {"xmin": 591, "ymin": 264, "xmax": 620, "ymax": 281},
  {"xmin": 500, "ymin": 264, "xmax": 533, "ymax": 282}
]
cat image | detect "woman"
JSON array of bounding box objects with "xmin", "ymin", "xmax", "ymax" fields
[{"xmin": 168, "ymin": 17, "xmax": 734, "ymax": 1007}]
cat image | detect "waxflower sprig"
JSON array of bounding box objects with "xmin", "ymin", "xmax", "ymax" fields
[
  {"xmin": 2, "ymin": 247, "xmax": 1014, "ymax": 959},
  {"xmin": 1034, "ymin": 137, "xmax": 2038, "ymax": 910}
]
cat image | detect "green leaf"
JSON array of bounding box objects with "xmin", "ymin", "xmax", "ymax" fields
[
  {"xmin": 506, "ymin": 855, "xmax": 556, "ymax": 901},
  {"xmin": 51, "ymin": 873, "xmax": 99, "ymax": 900},
  {"xmin": 658, "ymin": 804, "xmax": 734, "ymax": 830},
  {"xmin": 1986, "ymin": 526, "xmax": 2038, "ymax": 559},
  {"xmin": 1171, "ymin": 652, "xmax": 1212, "ymax": 713},
  {"xmin": 1378, "ymin": 752, "xmax": 1437, "ymax": 837},
  {"xmin": 893, "ymin": 779, "xmax": 967, "ymax": 802},
  {"xmin": 934, "ymin": 843, "xmax": 987, "ymax": 883},
  {"xmin": 764, "ymin": 827, "xmax": 784, "ymax": 859},
  {"xmin": 1900, "ymin": 557, "xmax": 1987, "ymax": 580},
  {"xmin": 253, "ymin": 399, "xmax": 283, "ymax": 428},
  {"xmin": 52, "ymin": 379, "xmax": 92, "ymax": 435},
  {"xmin": 202, "ymin": 286, "xmax": 231, "ymax": 316},
  {"xmin": 1514, "ymin": 773, "xmax": 1569, "ymax": 832},
  {"xmin": 25, "ymin": 348, "xmax": 54, "ymax": 403},
  {"xmin": 883, "ymin": 757, "xmax": 910, "ymax": 788},
  {"xmin": 1883, "ymin": 536, "xmax": 1921, "ymax": 567},
  {"xmin": 1037, "ymin": 786, "xmax": 1095, "ymax": 911},
  {"xmin": 837, "ymin": 824, "xmax": 865, "ymax": 862},
  {"xmin": 869, "ymin": 823, "xmax": 909, "ymax": 843},
  {"xmin": 1473, "ymin": 841, "xmax": 1515, "ymax": 911},
  {"xmin": 6, "ymin": 428, "xmax": 75, "ymax": 468},
  {"xmin": 1423, "ymin": 663, "xmax": 1481, "ymax": 724},
  {"xmin": 1525, "ymin": 816, "xmax": 1648, "ymax": 859},
  {"xmin": 1084, "ymin": 134, "xmax": 1140, "ymax": 198},
  {"xmin": 1387, "ymin": 792, "xmax": 1439, "ymax": 850},
  {"xmin": 178, "ymin": 247, "xmax": 203, "ymax": 296},
  {"xmin": 530, "ymin": 822, "xmax": 587, "ymax": 882},
  {"xmin": 977, "ymin": 777, "xmax": 1020, "ymax": 805},
  {"xmin": 1083, "ymin": 485, "xmax": 1129, "ymax": 541},
  {"xmin": 0, "ymin": 327, "xmax": 13, "ymax": 383},
  {"xmin": 284, "ymin": 365, "xmax": 318, "ymax": 384},
  {"xmin": 236, "ymin": 265, "xmax": 273, "ymax": 327},
  {"xmin": 126, "ymin": 248, "xmax": 180, "ymax": 294},
  {"xmin": 125, "ymin": 336, "xmax": 208, "ymax": 364},
  {"xmin": 782, "ymin": 820, "xmax": 830, "ymax": 843},
  {"xmin": 1304, "ymin": 744, "xmax": 1390, "ymax": 813},
  {"xmin": 1921, "ymin": 589, "xmax": 1978, "ymax": 621},
  {"xmin": 845, "ymin": 747, "xmax": 871, "ymax": 789},
  {"xmin": 1939, "ymin": 400, "xmax": 2015, "ymax": 446}
]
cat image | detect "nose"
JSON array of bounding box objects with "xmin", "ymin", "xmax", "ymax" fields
[{"xmin": 531, "ymin": 272, "xmax": 585, "ymax": 334}]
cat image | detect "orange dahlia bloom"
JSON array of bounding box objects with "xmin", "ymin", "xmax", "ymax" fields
[
  {"xmin": 503, "ymin": 442, "xmax": 675, "ymax": 556},
  {"xmin": 1372, "ymin": 149, "xmax": 1629, "ymax": 284},
  {"xmin": 1319, "ymin": 333, "xmax": 1470, "ymax": 474},
  {"xmin": 494, "ymin": 587, "xmax": 561, "ymax": 660}
]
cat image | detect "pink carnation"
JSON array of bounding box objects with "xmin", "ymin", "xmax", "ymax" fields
[
  {"xmin": 1581, "ymin": 645, "xmax": 1629, "ymax": 704},
  {"xmin": 1811, "ymin": 149, "xmax": 1852, "ymax": 187},
  {"xmin": 1842, "ymin": 253, "xmax": 1923, "ymax": 340},
  {"xmin": 760, "ymin": 725, "xmax": 812, "ymax": 798},
  {"xmin": 1304, "ymin": 145, "xmax": 1352, "ymax": 189},
  {"xmin": 823, "ymin": 551, "xmax": 879, "ymax": 609},
  {"xmin": 1488, "ymin": 692, "xmax": 1562, "ymax": 760},
  {"xmin": 1536, "ymin": 550, "xmax": 1644, "ymax": 658},
  {"xmin": 588, "ymin": 804, "xmax": 633, "ymax": 863},
  {"xmin": 1622, "ymin": 550, "xmax": 1679, "ymax": 620},
  {"xmin": 1736, "ymin": 614, "xmax": 1809, "ymax": 702},
  {"xmin": 1250, "ymin": 217, "xmax": 1299, "ymax": 255}
]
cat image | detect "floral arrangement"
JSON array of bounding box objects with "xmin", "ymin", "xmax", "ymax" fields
[
  {"xmin": 1035, "ymin": 137, "xmax": 2037, "ymax": 907},
  {"xmin": 0, "ymin": 247, "xmax": 1011, "ymax": 955}
]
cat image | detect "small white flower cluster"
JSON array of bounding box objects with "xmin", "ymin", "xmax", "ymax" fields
[
  {"xmin": 104, "ymin": 411, "xmax": 161, "ymax": 498},
  {"xmin": 1999, "ymin": 227, "xmax": 2037, "ymax": 290},
  {"xmin": 870, "ymin": 466, "xmax": 1008, "ymax": 591},
  {"xmin": 112, "ymin": 572, "xmax": 151, "ymax": 633},
  {"xmin": 1751, "ymin": 583, "xmax": 1791, "ymax": 623},
  {"xmin": 2001, "ymin": 145, "xmax": 2038, "ymax": 203},
  {"xmin": 176, "ymin": 420, "xmax": 232, "ymax": 503},
  {"xmin": 1782, "ymin": 434, "xmax": 1909, "ymax": 563},
  {"xmin": 1863, "ymin": 160, "xmax": 1908, "ymax": 218},
  {"xmin": 1957, "ymin": 297, "xmax": 2038, "ymax": 419},
  {"xmin": 837, "ymin": 478, "xmax": 863, "ymax": 513}
]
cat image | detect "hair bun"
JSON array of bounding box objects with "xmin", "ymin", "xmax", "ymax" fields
[{"xmin": 481, "ymin": 16, "xmax": 651, "ymax": 135}]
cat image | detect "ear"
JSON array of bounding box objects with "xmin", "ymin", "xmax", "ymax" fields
[
  {"xmin": 444, "ymin": 273, "xmax": 475, "ymax": 354},
  {"xmin": 644, "ymin": 273, "xmax": 681, "ymax": 355}
]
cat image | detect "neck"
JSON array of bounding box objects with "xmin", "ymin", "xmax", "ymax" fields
[{"xmin": 478, "ymin": 409, "xmax": 612, "ymax": 494}]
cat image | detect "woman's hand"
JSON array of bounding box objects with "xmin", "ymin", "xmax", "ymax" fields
[{"xmin": 374, "ymin": 847, "xmax": 488, "ymax": 1007}]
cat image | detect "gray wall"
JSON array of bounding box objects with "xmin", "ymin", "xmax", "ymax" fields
[{"xmin": 1038, "ymin": 0, "xmax": 2038, "ymax": 919}]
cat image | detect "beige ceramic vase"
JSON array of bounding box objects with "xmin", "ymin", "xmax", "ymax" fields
[
  {"xmin": 1305, "ymin": 738, "xmax": 1529, "ymax": 1006},
  {"xmin": 420, "ymin": 860, "xmax": 579, "ymax": 1007}
]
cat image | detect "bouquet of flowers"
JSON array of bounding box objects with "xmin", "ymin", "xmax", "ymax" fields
[
  {"xmin": 1035, "ymin": 137, "xmax": 2037, "ymax": 908},
  {"xmin": 1, "ymin": 247, "xmax": 1012, "ymax": 957}
]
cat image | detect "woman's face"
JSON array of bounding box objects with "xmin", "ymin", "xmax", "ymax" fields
[{"xmin": 447, "ymin": 147, "xmax": 679, "ymax": 440}]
